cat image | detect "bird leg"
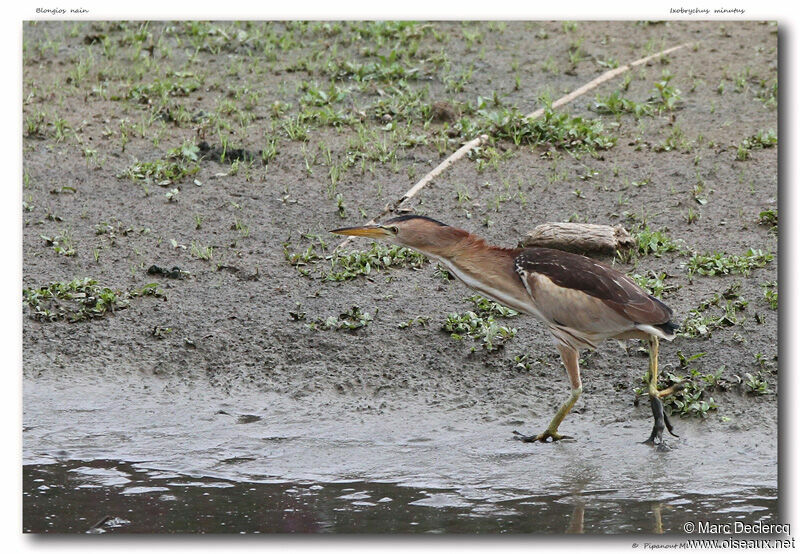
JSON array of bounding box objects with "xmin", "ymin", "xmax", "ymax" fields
[
  {"xmin": 646, "ymin": 335, "xmax": 660, "ymax": 398},
  {"xmin": 514, "ymin": 344, "xmax": 581, "ymax": 443},
  {"xmin": 643, "ymin": 335, "xmax": 680, "ymax": 447}
]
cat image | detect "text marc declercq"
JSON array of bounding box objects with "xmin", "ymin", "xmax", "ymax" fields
[{"xmin": 696, "ymin": 521, "xmax": 789, "ymax": 535}]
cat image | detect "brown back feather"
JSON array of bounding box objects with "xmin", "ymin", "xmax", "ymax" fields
[{"xmin": 515, "ymin": 247, "xmax": 673, "ymax": 325}]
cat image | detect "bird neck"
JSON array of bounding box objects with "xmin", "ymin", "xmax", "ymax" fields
[
  {"xmin": 417, "ymin": 226, "xmax": 520, "ymax": 287},
  {"xmin": 424, "ymin": 226, "xmax": 518, "ymax": 266},
  {"xmin": 419, "ymin": 228, "xmax": 532, "ymax": 313},
  {"xmin": 451, "ymin": 237, "xmax": 519, "ymax": 269}
]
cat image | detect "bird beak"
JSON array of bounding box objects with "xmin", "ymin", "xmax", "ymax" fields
[{"xmin": 329, "ymin": 224, "xmax": 391, "ymax": 238}]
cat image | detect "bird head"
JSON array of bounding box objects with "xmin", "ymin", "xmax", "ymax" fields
[{"xmin": 330, "ymin": 214, "xmax": 453, "ymax": 255}]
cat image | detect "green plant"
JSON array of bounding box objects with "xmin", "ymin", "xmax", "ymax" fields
[
  {"xmin": 629, "ymin": 271, "xmax": 679, "ymax": 298},
  {"xmin": 637, "ymin": 368, "xmax": 721, "ymax": 418},
  {"xmin": 122, "ymin": 140, "xmax": 200, "ymax": 185},
  {"xmin": 94, "ymin": 221, "xmax": 132, "ymax": 246},
  {"xmin": 169, "ymin": 139, "xmax": 201, "ymax": 163},
  {"xmin": 445, "ymin": 65, "xmax": 474, "ymax": 93},
  {"xmin": 442, "ymin": 310, "xmax": 517, "ymax": 352},
  {"xmin": 743, "ymin": 372, "xmax": 770, "ymax": 395},
  {"xmin": 513, "ymin": 354, "xmax": 533, "ymax": 371},
  {"xmin": 129, "ymin": 282, "xmax": 166, "ymax": 298},
  {"xmin": 232, "ymin": 217, "xmax": 250, "ymax": 237},
  {"xmin": 591, "ymin": 73, "xmax": 682, "ymax": 119},
  {"xmin": 676, "ymin": 350, "xmax": 707, "ymax": 368},
  {"xmin": 23, "ymin": 278, "xmax": 164, "ymax": 322},
  {"xmin": 309, "ymin": 306, "xmax": 373, "ymax": 331},
  {"xmin": 466, "ymin": 295, "xmax": 519, "ymax": 318},
  {"xmin": 634, "ymin": 227, "xmax": 683, "ymax": 257},
  {"xmin": 481, "ymin": 107, "xmax": 616, "ymax": 151},
  {"xmin": 653, "ymin": 124, "xmax": 690, "ymax": 153},
  {"xmin": 735, "ymin": 129, "xmax": 777, "ymax": 160},
  {"xmin": 758, "ymin": 208, "xmax": 777, "ymax": 232},
  {"xmin": 398, "ymin": 316, "xmax": 430, "ymax": 329},
  {"xmin": 651, "ymin": 71, "xmax": 682, "ymax": 112},
  {"xmin": 283, "ymin": 243, "xmax": 320, "ymax": 276},
  {"xmin": 25, "ymin": 111, "xmax": 47, "ymax": 137},
  {"xmin": 687, "ymin": 249, "xmax": 773, "ymax": 277},
  {"xmin": 150, "ymin": 326, "xmax": 173, "ymax": 339},
  {"xmin": 680, "ymin": 285, "xmax": 749, "ymax": 338},
  {"xmin": 323, "ymin": 243, "xmax": 427, "ymax": 281},
  {"xmin": 761, "ymin": 281, "xmax": 778, "ymax": 309},
  {"xmin": 755, "ymin": 77, "xmax": 778, "ymax": 109},
  {"xmin": 434, "ymin": 265, "xmax": 454, "ymax": 282},
  {"xmin": 596, "ymin": 57, "xmax": 619, "ymax": 69},
  {"xmin": 282, "ymin": 115, "xmax": 310, "ymax": 141},
  {"xmin": 590, "ymin": 91, "xmax": 654, "ymax": 118},
  {"xmin": 127, "ymin": 74, "xmax": 201, "ymax": 106},
  {"xmin": 51, "ymin": 116, "xmax": 70, "ymax": 142},
  {"xmin": 285, "ymin": 240, "xmax": 428, "ymax": 281},
  {"xmin": 468, "ymin": 146, "xmax": 512, "ymax": 172},
  {"xmin": 49, "ymin": 185, "xmax": 77, "ymax": 195},
  {"xmin": 190, "ymin": 242, "xmax": 213, "ymax": 260},
  {"xmin": 40, "ymin": 230, "xmax": 76, "ymax": 257},
  {"xmin": 334, "ymin": 193, "xmax": 347, "ymax": 218},
  {"xmin": 692, "ymin": 180, "xmax": 710, "ymax": 206},
  {"xmin": 323, "ymin": 50, "xmax": 424, "ymax": 83},
  {"xmin": 562, "ymin": 21, "xmax": 578, "ymax": 32},
  {"xmin": 261, "ymin": 137, "xmax": 279, "ymax": 164}
]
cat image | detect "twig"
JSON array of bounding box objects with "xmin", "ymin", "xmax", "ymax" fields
[
  {"xmin": 524, "ymin": 43, "xmax": 689, "ymax": 119},
  {"xmin": 395, "ymin": 134, "xmax": 490, "ymax": 210},
  {"xmin": 334, "ymin": 42, "xmax": 689, "ymax": 251},
  {"xmin": 334, "ymin": 134, "xmax": 489, "ymax": 250}
]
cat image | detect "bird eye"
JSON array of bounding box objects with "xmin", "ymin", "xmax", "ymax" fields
[{"xmin": 390, "ymin": 226, "xmax": 399, "ymax": 234}]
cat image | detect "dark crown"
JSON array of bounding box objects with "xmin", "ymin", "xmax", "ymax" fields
[{"xmin": 385, "ymin": 214, "xmax": 448, "ymax": 226}]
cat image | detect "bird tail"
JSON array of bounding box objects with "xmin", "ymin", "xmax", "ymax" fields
[
  {"xmin": 634, "ymin": 320, "xmax": 678, "ymax": 341},
  {"xmin": 655, "ymin": 320, "xmax": 678, "ymax": 338},
  {"xmin": 646, "ymin": 294, "xmax": 678, "ymax": 340}
]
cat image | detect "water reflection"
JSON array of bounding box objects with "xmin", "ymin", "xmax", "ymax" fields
[
  {"xmin": 23, "ymin": 459, "xmax": 778, "ymax": 534},
  {"xmin": 652, "ymin": 502, "xmax": 665, "ymax": 534},
  {"xmin": 566, "ymin": 502, "xmax": 584, "ymax": 534}
]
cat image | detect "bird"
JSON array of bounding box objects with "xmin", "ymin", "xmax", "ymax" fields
[{"xmin": 330, "ymin": 214, "xmax": 682, "ymax": 445}]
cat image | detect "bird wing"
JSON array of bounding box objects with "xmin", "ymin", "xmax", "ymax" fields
[{"xmin": 514, "ymin": 248, "xmax": 673, "ymax": 328}]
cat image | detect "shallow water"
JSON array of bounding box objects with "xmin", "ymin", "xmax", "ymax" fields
[
  {"xmin": 24, "ymin": 459, "xmax": 777, "ymax": 534},
  {"xmin": 23, "ymin": 378, "xmax": 779, "ymax": 534}
]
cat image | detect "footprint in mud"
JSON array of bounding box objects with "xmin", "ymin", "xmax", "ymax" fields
[
  {"xmin": 214, "ymin": 410, "xmax": 262, "ymax": 424},
  {"xmin": 236, "ymin": 414, "xmax": 262, "ymax": 424},
  {"xmin": 220, "ymin": 456, "xmax": 257, "ymax": 464}
]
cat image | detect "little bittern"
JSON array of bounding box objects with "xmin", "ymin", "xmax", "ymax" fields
[{"xmin": 331, "ymin": 215, "xmax": 680, "ymax": 445}]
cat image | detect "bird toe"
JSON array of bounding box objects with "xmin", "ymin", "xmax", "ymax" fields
[{"xmin": 513, "ymin": 429, "xmax": 571, "ymax": 443}]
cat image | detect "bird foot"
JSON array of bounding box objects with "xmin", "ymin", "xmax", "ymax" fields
[
  {"xmin": 513, "ymin": 429, "xmax": 573, "ymax": 443},
  {"xmin": 643, "ymin": 438, "xmax": 672, "ymax": 452},
  {"xmin": 643, "ymin": 395, "xmax": 679, "ymax": 450}
]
